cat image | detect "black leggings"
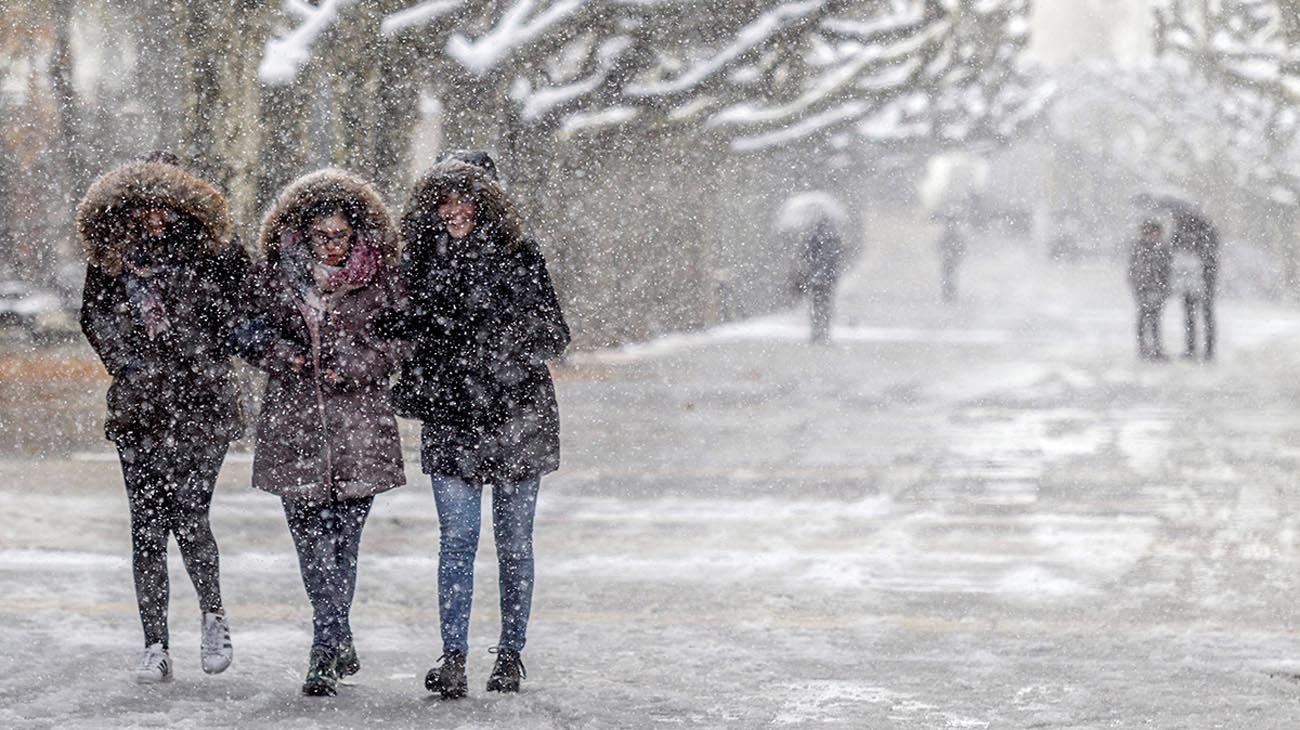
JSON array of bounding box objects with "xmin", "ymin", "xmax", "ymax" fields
[
  {"xmin": 809, "ymin": 285, "xmax": 835, "ymax": 343},
  {"xmin": 1182, "ymin": 293, "xmax": 1216, "ymax": 359},
  {"xmin": 1136, "ymin": 302, "xmax": 1163, "ymax": 357},
  {"xmin": 116, "ymin": 441, "xmax": 228, "ymax": 649}
]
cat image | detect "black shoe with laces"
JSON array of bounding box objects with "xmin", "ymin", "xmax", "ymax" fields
[
  {"xmin": 336, "ymin": 641, "xmax": 360, "ymax": 678},
  {"xmin": 485, "ymin": 647, "xmax": 526, "ymax": 693},
  {"xmin": 302, "ymin": 647, "xmax": 338, "ymax": 697},
  {"xmin": 424, "ymin": 650, "xmax": 467, "ymax": 699}
]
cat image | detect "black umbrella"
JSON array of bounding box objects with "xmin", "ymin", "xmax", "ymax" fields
[
  {"xmin": 1132, "ymin": 192, "xmax": 1219, "ymax": 255},
  {"xmin": 1131, "ymin": 191, "xmax": 1204, "ymax": 219}
]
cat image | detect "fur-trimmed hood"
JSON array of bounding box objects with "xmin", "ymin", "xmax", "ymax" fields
[
  {"xmin": 400, "ymin": 160, "xmax": 523, "ymax": 252},
  {"xmin": 258, "ymin": 168, "xmax": 397, "ymax": 263},
  {"xmin": 77, "ymin": 162, "xmax": 233, "ymax": 275}
]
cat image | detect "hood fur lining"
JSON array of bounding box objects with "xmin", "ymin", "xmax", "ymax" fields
[
  {"xmin": 76, "ymin": 162, "xmax": 233, "ymax": 274},
  {"xmin": 257, "ymin": 168, "xmax": 397, "ymax": 263}
]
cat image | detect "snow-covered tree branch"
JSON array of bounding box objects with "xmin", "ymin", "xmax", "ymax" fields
[{"xmin": 258, "ymin": 0, "xmax": 1042, "ymax": 157}]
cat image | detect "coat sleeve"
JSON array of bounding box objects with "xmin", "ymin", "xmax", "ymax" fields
[
  {"xmin": 218, "ymin": 240, "xmax": 251, "ymax": 347},
  {"xmin": 496, "ymin": 239, "xmax": 570, "ymax": 363},
  {"xmin": 79, "ymin": 265, "xmax": 137, "ymax": 377},
  {"xmin": 202, "ymin": 239, "xmax": 251, "ymax": 358},
  {"xmin": 328, "ymin": 347, "xmax": 395, "ymax": 388},
  {"xmin": 327, "ymin": 284, "xmax": 405, "ymax": 390},
  {"xmin": 231, "ymin": 260, "xmax": 306, "ymax": 374}
]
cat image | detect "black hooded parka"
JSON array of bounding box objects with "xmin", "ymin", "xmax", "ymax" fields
[
  {"xmin": 77, "ymin": 161, "xmax": 248, "ymax": 446},
  {"xmin": 395, "ymin": 161, "xmax": 569, "ymax": 486}
]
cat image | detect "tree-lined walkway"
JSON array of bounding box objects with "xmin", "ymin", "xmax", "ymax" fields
[{"xmin": 5, "ymin": 232, "xmax": 1300, "ymax": 727}]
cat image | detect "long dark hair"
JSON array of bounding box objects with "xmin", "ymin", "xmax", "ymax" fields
[{"xmin": 401, "ymin": 161, "xmax": 523, "ymax": 261}]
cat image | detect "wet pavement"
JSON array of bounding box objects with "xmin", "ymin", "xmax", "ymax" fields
[{"xmin": 5, "ymin": 229, "xmax": 1300, "ymax": 727}]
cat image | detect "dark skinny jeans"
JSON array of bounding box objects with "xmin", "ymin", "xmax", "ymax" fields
[{"xmin": 282, "ymin": 496, "xmax": 373, "ymax": 652}]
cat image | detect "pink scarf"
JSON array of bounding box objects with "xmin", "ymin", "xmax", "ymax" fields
[{"xmin": 323, "ymin": 234, "xmax": 382, "ymax": 290}]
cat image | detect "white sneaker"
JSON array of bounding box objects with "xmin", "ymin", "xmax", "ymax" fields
[
  {"xmin": 200, "ymin": 611, "xmax": 233, "ymax": 674},
  {"xmin": 135, "ymin": 643, "xmax": 172, "ymax": 684}
]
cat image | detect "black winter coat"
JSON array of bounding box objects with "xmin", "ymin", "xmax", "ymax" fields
[
  {"xmin": 1127, "ymin": 236, "xmax": 1171, "ymax": 307},
  {"xmin": 1170, "ymin": 213, "xmax": 1219, "ymax": 296},
  {"xmin": 396, "ymin": 231, "xmax": 569, "ymax": 485},
  {"xmin": 794, "ymin": 220, "xmax": 846, "ymax": 294},
  {"xmin": 77, "ymin": 162, "xmax": 247, "ymax": 446}
]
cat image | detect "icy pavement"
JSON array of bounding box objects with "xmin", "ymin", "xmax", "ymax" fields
[{"xmin": 6, "ymin": 235, "xmax": 1300, "ymax": 728}]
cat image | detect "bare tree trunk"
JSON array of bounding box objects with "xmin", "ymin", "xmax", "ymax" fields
[
  {"xmin": 1275, "ymin": 205, "xmax": 1300, "ymax": 300},
  {"xmin": 438, "ymin": 70, "xmax": 510, "ymax": 153},
  {"xmin": 327, "ymin": 12, "xmax": 383, "ymax": 176},
  {"xmin": 173, "ymin": 0, "xmax": 270, "ymax": 240},
  {"xmin": 131, "ymin": 0, "xmax": 182, "ymax": 150},
  {"xmin": 258, "ymin": 82, "xmax": 312, "ymax": 217},
  {"xmin": 48, "ymin": 0, "xmax": 83, "ymax": 283},
  {"xmin": 372, "ymin": 39, "xmax": 423, "ymax": 199}
]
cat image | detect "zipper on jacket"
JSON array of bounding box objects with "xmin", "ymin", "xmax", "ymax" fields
[
  {"xmin": 316, "ymin": 308, "xmax": 336, "ymax": 500},
  {"xmin": 293, "ymin": 293, "xmax": 335, "ymax": 498}
]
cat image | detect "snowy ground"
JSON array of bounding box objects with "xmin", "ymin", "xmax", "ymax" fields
[{"xmin": 6, "ymin": 229, "xmax": 1300, "ymax": 728}]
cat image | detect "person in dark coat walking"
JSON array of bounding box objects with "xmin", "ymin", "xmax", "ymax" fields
[
  {"xmin": 237, "ymin": 169, "xmax": 406, "ymax": 697},
  {"xmin": 1169, "ymin": 213, "xmax": 1219, "ymax": 361},
  {"xmin": 393, "ymin": 159, "xmax": 569, "ymax": 699},
  {"xmin": 1127, "ymin": 219, "xmax": 1172, "ymax": 360},
  {"xmin": 779, "ymin": 192, "xmax": 849, "ymax": 344},
  {"xmin": 793, "ymin": 218, "xmax": 847, "ymax": 343},
  {"xmin": 936, "ymin": 214, "xmax": 967, "ymax": 304},
  {"xmin": 77, "ymin": 156, "xmax": 246, "ymax": 683}
]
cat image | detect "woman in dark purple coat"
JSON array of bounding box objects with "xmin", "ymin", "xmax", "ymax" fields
[{"xmin": 239, "ymin": 169, "xmax": 405, "ymax": 697}]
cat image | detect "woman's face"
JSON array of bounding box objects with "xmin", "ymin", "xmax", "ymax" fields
[
  {"xmin": 308, "ymin": 212, "xmax": 354, "ymax": 267},
  {"xmin": 437, "ymin": 192, "xmax": 476, "ymax": 240},
  {"xmin": 136, "ymin": 206, "xmax": 172, "ymax": 239}
]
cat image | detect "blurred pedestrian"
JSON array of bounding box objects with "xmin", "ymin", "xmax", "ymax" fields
[
  {"xmin": 237, "ymin": 169, "xmax": 405, "ymax": 697},
  {"xmin": 77, "ymin": 154, "xmax": 246, "ymax": 683},
  {"xmin": 393, "ymin": 159, "xmax": 569, "ymax": 699},
  {"xmin": 936, "ymin": 214, "xmax": 967, "ymax": 304},
  {"xmin": 779, "ymin": 192, "xmax": 848, "ymax": 344},
  {"xmin": 1169, "ymin": 213, "xmax": 1219, "ymax": 361},
  {"xmin": 1127, "ymin": 219, "xmax": 1172, "ymax": 361}
]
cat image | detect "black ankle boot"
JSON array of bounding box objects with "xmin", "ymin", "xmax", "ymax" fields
[
  {"xmin": 336, "ymin": 641, "xmax": 360, "ymax": 678},
  {"xmin": 302, "ymin": 647, "xmax": 338, "ymax": 697},
  {"xmin": 424, "ymin": 650, "xmax": 467, "ymax": 699},
  {"xmin": 486, "ymin": 647, "xmax": 526, "ymax": 693}
]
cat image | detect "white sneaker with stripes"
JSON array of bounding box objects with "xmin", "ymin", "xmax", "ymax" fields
[
  {"xmin": 134, "ymin": 642, "xmax": 172, "ymax": 684},
  {"xmin": 200, "ymin": 611, "xmax": 233, "ymax": 674}
]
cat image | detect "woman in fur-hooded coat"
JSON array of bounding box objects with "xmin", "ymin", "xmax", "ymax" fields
[
  {"xmin": 77, "ymin": 158, "xmax": 247, "ymax": 682},
  {"xmin": 395, "ymin": 160, "xmax": 569, "ymax": 485},
  {"xmin": 238, "ymin": 168, "xmax": 404, "ymax": 697},
  {"xmin": 79, "ymin": 160, "xmax": 246, "ymax": 445},
  {"xmin": 395, "ymin": 159, "xmax": 568, "ymax": 698}
]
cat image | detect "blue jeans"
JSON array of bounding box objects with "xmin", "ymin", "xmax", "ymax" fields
[
  {"xmin": 282, "ymin": 496, "xmax": 373, "ymax": 651},
  {"xmin": 432, "ymin": 475, "xmax": 540, "ymax": 654}
]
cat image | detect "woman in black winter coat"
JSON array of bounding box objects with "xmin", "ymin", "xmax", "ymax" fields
[
  {"xmin": 793, "ymin": 218, "xmax": 846, "ymax": 343},
  {"xmin": 394, "ymin": 159, "xmax": 569, "ymax": 699},
  {"xmin": 77, "ymin": 157, "xmax": 247, "ymax": 684}
]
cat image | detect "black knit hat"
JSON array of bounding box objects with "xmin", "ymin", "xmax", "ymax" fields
[{"xmin": 438, "ymin": 149, "xmax": 498, "ymax": 182}]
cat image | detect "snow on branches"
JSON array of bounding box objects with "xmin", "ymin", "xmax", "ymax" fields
[
  {"xmin": 258, "ymin": 0, "xmax": 1039, "ymax": 152},
  {"xmin": 1152, "ymin": 0, "xmax": 1300, "ymax": 206}
]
